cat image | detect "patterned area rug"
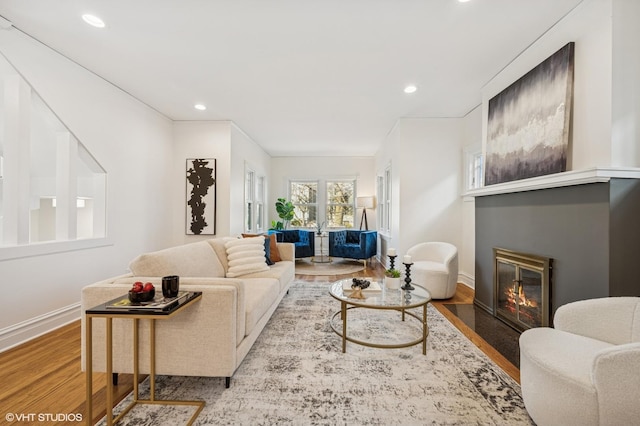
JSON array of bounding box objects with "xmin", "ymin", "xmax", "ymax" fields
[
  {"xmin": 294, "ymin": 258, "xmax": 364, "ymax": 276},
  {"xmin": 103, "ymin": 281, "xmax": 533, "ymax": 425}
]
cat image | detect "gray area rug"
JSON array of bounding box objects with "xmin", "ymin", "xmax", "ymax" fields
[{"xmin": 103, "ymin": 281, "xmax": 533, "ymax": 425}]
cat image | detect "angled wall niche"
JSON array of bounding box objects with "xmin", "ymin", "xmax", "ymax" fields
[{"xmin": 0, "ymin": 51, "xmax": 106, "ymax": 248}]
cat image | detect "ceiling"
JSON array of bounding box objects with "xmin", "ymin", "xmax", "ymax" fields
[{"xmin": 0, "ymin": 0, "xmax": 583, "ymax": 157}]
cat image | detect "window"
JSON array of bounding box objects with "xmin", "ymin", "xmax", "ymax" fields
[
  {"xmin": 376, "ymin": 174, "xmax": 384, "ymax": 231},
  {"xmin": 376, "ymin": 165, "xmax": 392, "ymax": 233},
  {"xmin": 288, "ymin": 179, "xmax": 356, "ymax": 229},
  {"xmin": 289, "ymin": 181, "xmax": 317, "ymax": 227},
  {"xmin": 256, "ymin": 176, "xmax": 265, "ymax": 232},
  {"xmin": 244, "ymin": 167, "xmax": 265, "ymax": 233},
  {"xmin": 465, "ymin": 146, "xmax": 484, "ymax": 190},
  {"xmin": 326, "ymin": 180, "xmax": 354, "ymax": 228},
  {"xmin": 245, "ymin": 169, "xmax": 254, "ymax": 232}
]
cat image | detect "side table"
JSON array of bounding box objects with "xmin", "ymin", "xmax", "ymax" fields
[
  {"xmin": 85, "ymin": 292, "xmax": 204, "ymax": 425},
  {"xmin": 312, "ymin": 232, "xmax": 332, "ymax": 263}
]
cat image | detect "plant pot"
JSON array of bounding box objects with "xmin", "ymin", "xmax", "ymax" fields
[{"xmin": 385, "ymin": 277, "xmax": 401, "ymax": 290}]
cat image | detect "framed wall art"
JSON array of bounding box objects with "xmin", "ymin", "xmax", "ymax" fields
[
  {"xmin": 186, "ymin": 158, "xmax": 216, "ymax": 235},
  {"xmin": 485, "ymin": 42, "xmax": 575, "ymax": 185}
]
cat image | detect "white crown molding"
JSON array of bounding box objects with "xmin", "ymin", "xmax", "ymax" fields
[{"xmin": 463, "ymin": 167, "xmax": 640, "ymax": 197}]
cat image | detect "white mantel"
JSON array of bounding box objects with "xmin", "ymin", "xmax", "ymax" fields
[{"xmin": 464, "ymin": 167, "xmax": 640, "ymax": 198}]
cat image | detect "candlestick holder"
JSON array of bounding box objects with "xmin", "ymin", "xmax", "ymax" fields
[
  {"xmin": 387, "ymin": 255, "xmax": 397, "ymax": 271},
  {"xmin": 401, "ymin": 262, "xmax": 414, "ymax": 291}
]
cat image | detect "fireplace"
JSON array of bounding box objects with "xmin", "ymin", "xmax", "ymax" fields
[{"xmin": 493, "ymin": 248, "xmax": 551, "ymax": 332}]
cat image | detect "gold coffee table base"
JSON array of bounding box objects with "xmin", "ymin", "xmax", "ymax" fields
[
  {"xmin": 328, "ymin": 281, "xmax": 431, "ymax": 355},
  {"xmin": 330, "ymin": 304, "xmax": 428, "ymax": 354}
]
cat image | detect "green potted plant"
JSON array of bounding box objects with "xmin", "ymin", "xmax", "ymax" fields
[
  {"xmin": 385, "ymin": 268, "xmax": 401, "ymax": 289},
  {"xmin": 275, "ymin": 197, "xmax": 295, "ymax": 230}
]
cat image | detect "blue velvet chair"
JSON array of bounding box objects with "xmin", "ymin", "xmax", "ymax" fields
[
  {"xmin": 268, "ymin": 229, "xmax": 315, "ymax": 259},
  {"xmin": 328, "ymin": 230, "xmax": 377, "ymax": 267}
]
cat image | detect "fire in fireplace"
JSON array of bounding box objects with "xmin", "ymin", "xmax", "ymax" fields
[{"xmin": 493, "ymin": 248, "xmax": 551, "ymax": 332}]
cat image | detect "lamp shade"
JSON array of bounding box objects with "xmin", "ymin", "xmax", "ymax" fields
[{"xmin": 356, "ymin": 196, "xmax": 376, "ymax": 209}]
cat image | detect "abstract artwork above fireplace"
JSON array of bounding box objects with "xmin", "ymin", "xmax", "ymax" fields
[{"xmin": 485, "ymin": 42, "xmax": 575, "ymax": 186}]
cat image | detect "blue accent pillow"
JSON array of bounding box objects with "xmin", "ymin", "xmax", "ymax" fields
[{"xmin": 263, "ymin": 237, "xmax": 274, "ymax": 265}]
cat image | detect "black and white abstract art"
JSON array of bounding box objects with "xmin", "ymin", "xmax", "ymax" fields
[
  {"xmin": 186, "ymin": 158, "xmax": 216, "ymax": 235},
  {"xmin": 485, "ymin": 42, "xmax": 574, "ymax": 185}
]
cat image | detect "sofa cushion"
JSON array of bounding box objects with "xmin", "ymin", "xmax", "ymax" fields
[
  {"xmin": 225, "ymin": 237, "xmax": 270, "ymax": 278},
  {"xmin": 128, "ymin": 241, "xmax": 225, "ymax": 277},
  {"xmin": 237, "ymin": 260, "xmax": 295, "ymax": 293},
  {"xmin": 243, "ymin": 278, "xmax": 280, "ymax": 337}
]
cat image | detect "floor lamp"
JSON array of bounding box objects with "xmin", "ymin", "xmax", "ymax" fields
[{"xmin": 357, "ymin": 196, "xmax": 375, "ymax": 230}]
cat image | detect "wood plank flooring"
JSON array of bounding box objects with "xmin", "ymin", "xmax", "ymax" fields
[{"xmin": 0, "ymin": 260, "xmax": 518, "ymax": 424}]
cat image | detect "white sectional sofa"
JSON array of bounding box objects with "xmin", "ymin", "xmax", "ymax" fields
[{"xmin": 81, "ymin": 236, "xmax": 295, "ymax": 387}]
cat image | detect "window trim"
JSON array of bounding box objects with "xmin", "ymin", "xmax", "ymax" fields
[{"xmin": 287, "ymin": 178, "xmax": 357, "ymax": 229}]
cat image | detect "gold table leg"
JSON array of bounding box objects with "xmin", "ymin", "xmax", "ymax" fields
[
  {"xmin": 106, "ymin": 318, "xmax": 113, "ymax": 425},
  {"xmin": 422, "ymin": 304, "xmax": 428, "ymax": 355},
  {"xmin": 85, "ymin": 316, "xmax": 93, "ymax": 426},
  {"xmin": 341, "ymin": 301, "xmax": 347, "ymax": 353},
  {"xmin": 133, "ymin": 319, "xmax": 139, "ymax": 401}
]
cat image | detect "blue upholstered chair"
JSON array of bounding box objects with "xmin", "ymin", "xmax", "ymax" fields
[
  {"xmin": 268, "ymin": 229, "xmax": 315, "ymax": 259},
  {"xmin": 328, "ymin": 230, "xmax": 377, "ymax": 267}
]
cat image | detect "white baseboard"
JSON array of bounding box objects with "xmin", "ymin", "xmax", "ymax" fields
[
  {"xmin": 458, "ymin": 272, "xmax": 475, "ymax": 290},
  {"xmin": 0, "ymin": 303, "xmax": 80, "ymax": 353}
]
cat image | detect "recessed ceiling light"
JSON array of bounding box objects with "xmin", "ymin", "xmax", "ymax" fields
[
  {"xmin": 194, "ymin": 104, "xmax": 207, "ymax": 111},
  {"xmin": 82, "ymin": 14, "xmax": 105, "ymax": 28},
  {"xmin": 458, "ymin": 0, "xmax": 472, "ymax": 3},
  {"xmin": 404, "ymin": 85, "xmax": 417, "ymax": 94}
]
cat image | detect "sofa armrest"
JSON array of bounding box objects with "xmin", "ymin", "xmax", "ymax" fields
[
  {"xmin": 359, "ymin": 231, "xmax": 377, "ymax": 250},
  {"xmin": 81, "ymin": 277, "xmax": 247, "ymax": 377},
  {"xmin": 554, "ymin": 297, "xmax": 640, "ymax": 345},
  {"xmin": 593, "ymin": 342, "xmax": 640, "ymax": 423},
  {"xmin": 276, "ymin": 242, "xmax": 295, "ymax": 262}
]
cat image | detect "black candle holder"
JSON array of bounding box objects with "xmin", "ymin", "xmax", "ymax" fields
[
  {"xmin": 388, "ymin": 255, "xmax": 397, "ymax": 271},
  {"xmin": 402, "ymin": 262, "xmax": 414, "ymax": 291}
]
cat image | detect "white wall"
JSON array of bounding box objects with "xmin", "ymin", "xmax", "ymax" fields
[
  {"xmin": 398, "ymin": 118, "xmax": 463, "ymax": 249},
  {"xmin": 611, "ymin": 0, "xmax": 640, "ymax": 167},
  {"xmin": 269, "ymin": 156, "xmax": 376, "ymax": 231},
  {"xmin": 172, "ymin": 121, "xmax": 232, "ymax": 244},
  {"xmin": 460, "ymin": 106, "xmax": 482, "ymax": 287},
  {"xmin": 375, "ymin": 121, "xmax": 400, "ymax": 253},
  {"xmin": 481, "ymin": 0, "xmax": 614, "ymax": 170},
  {"xmin": 0, "ymin": 28, "xmax": 174, "ymax": 350}
]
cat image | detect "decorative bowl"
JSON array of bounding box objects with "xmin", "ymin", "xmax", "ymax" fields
[{"xmin": 128, "ymin": 288, "xmax": 155, "ymax": 303}]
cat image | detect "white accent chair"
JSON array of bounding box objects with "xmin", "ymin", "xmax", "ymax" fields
[
  {"xmin": 406, "ymin": 242, "xmax": 458, "ymax": 299},
  {"xmin": 519, "ymin": 297, "xmax": 640, "ymax": 426}
]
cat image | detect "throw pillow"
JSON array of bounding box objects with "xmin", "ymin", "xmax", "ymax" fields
[
  {"xmin": 239, "ymin": 233, "xmax": 283, "ymax": 263},
  {"xmin": 225, "ymin": 237, "xmax": 270, "ymax": 277},
  {"xmin": 241, "ymin": 233, "xmax": 275, "ymax": 265},
  {"xmin": 266, "ymin": 233, "xmax": 282, "ymax": 262}
]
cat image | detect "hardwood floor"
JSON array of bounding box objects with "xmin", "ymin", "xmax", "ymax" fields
[{"xmin": 0, "ymin": 260, "xmax": 518, "ymax": 424}]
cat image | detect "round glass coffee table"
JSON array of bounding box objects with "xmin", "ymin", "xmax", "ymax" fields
[{"xmin": 329, "ymin": 279, "xmax": 431, "ymax": 354}]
